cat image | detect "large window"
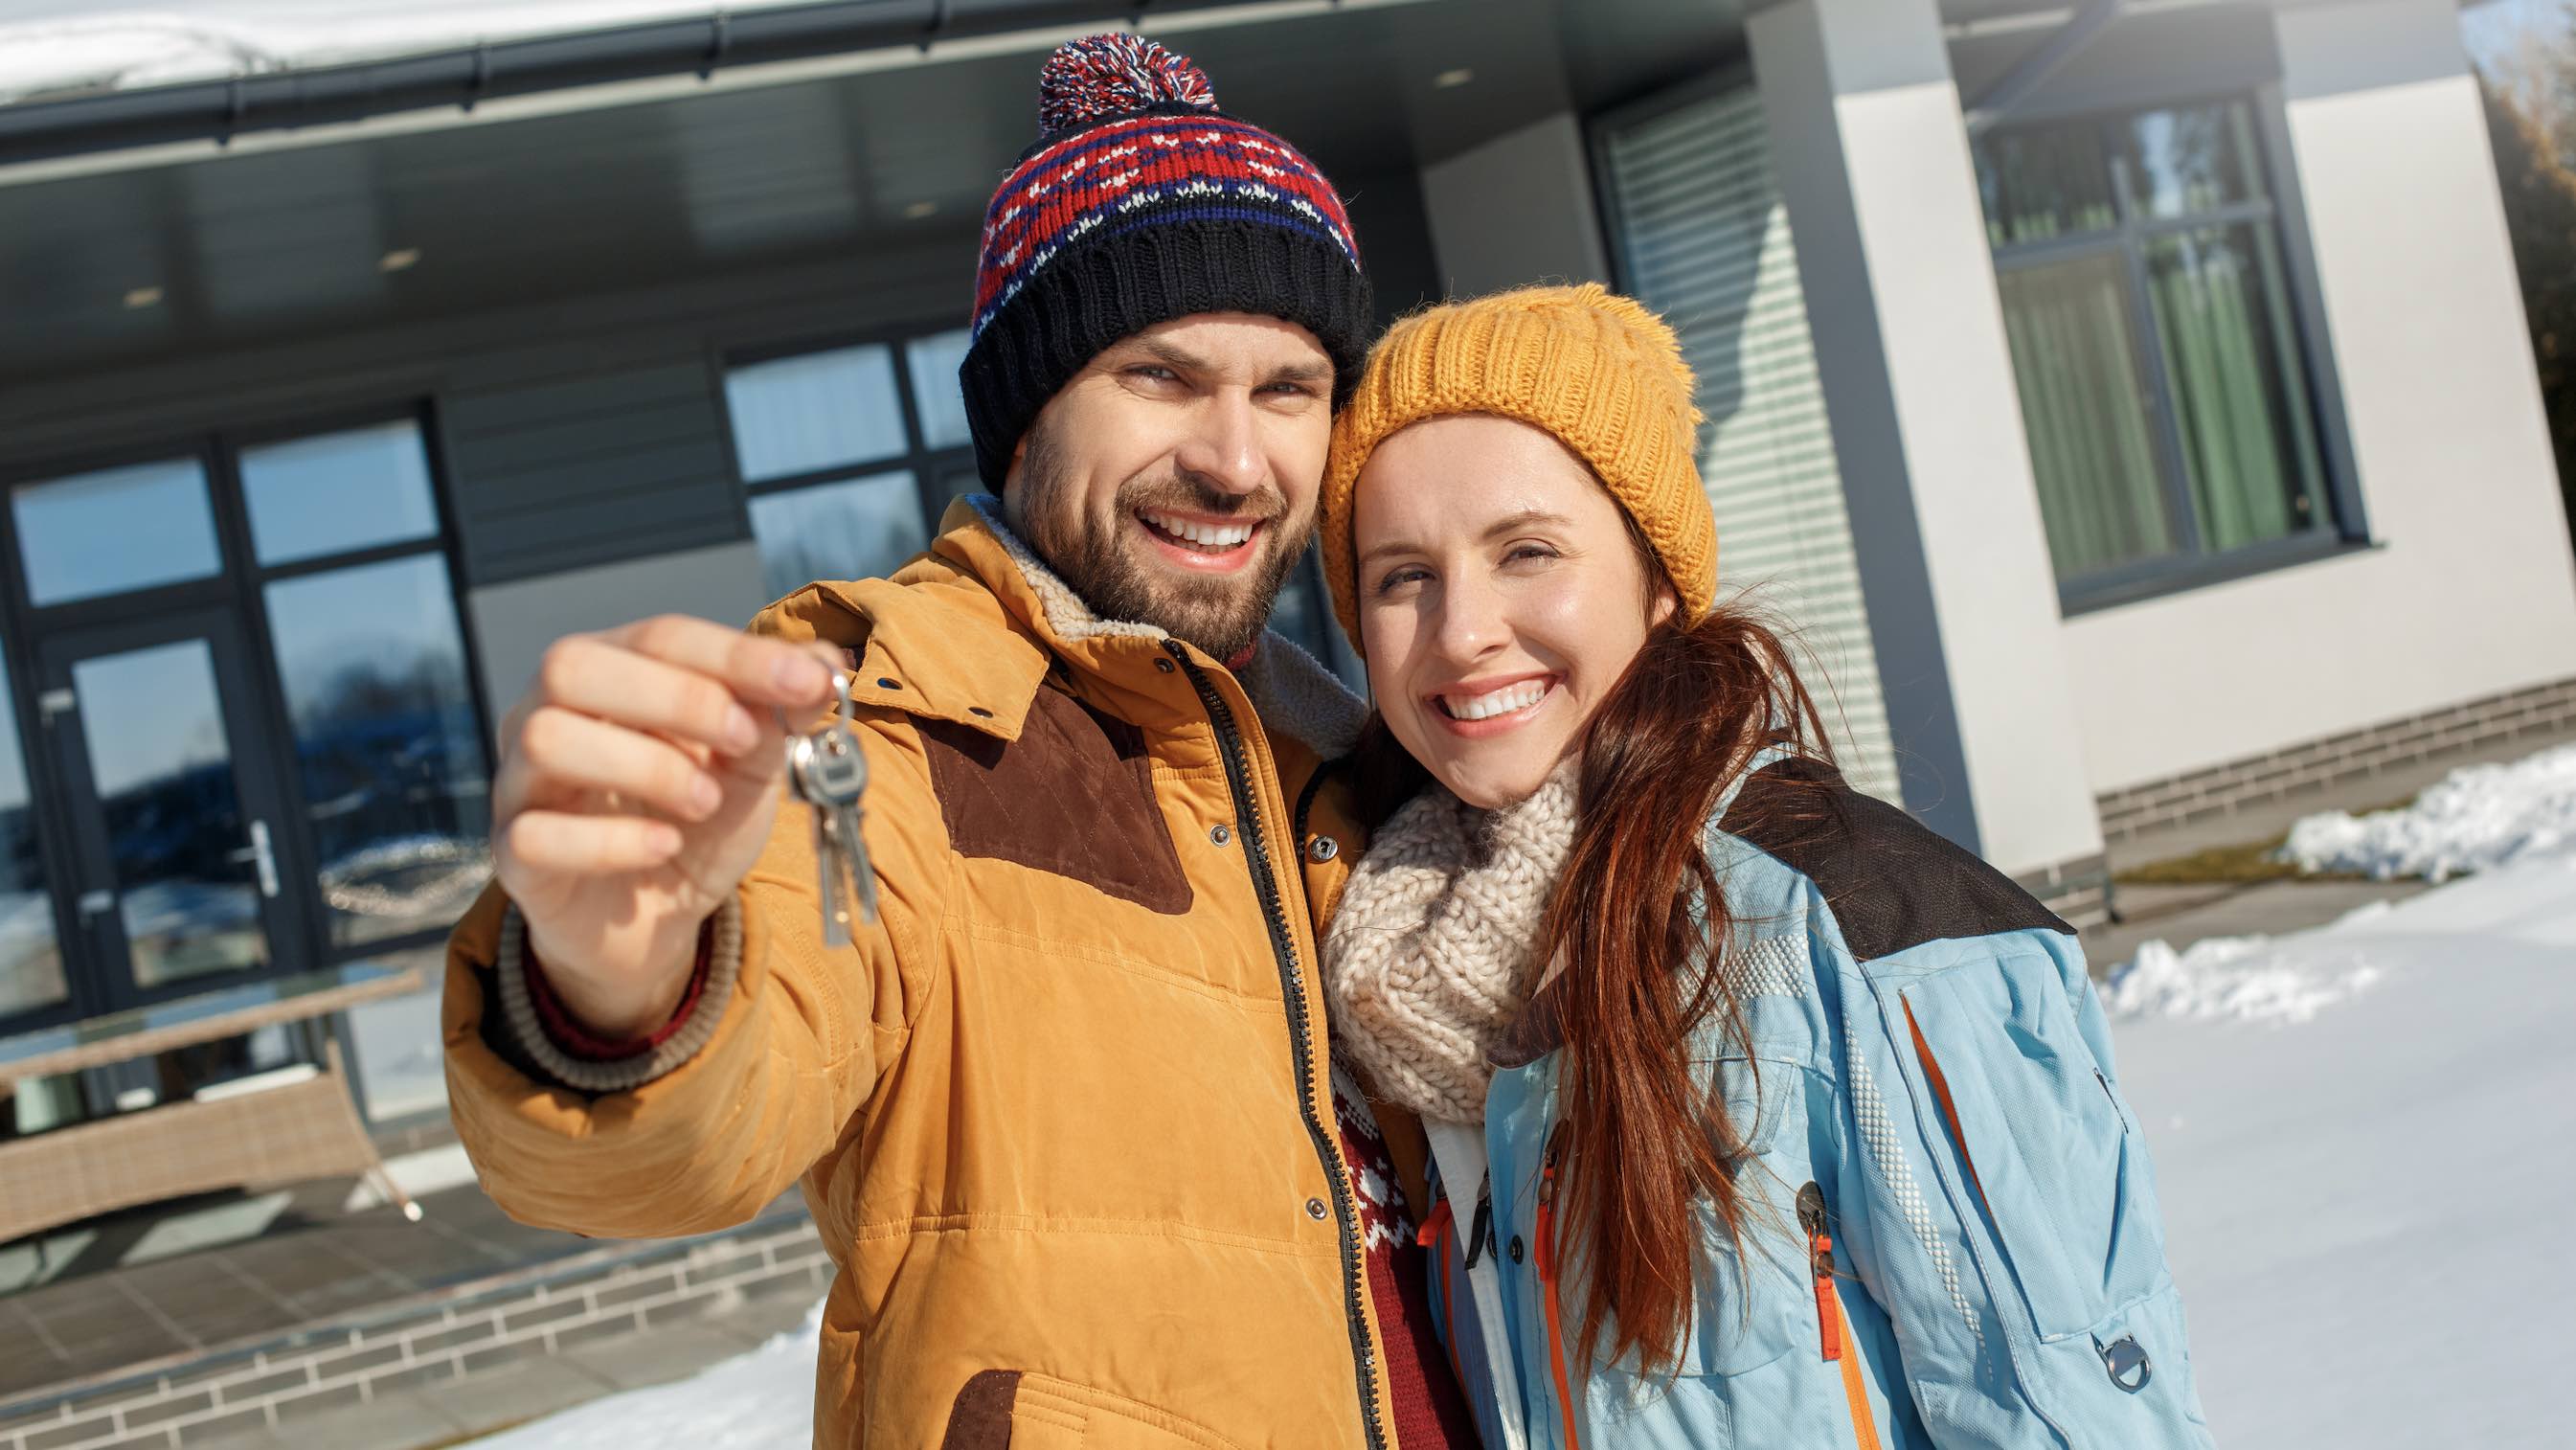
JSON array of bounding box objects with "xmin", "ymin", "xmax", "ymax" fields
[
  {"xmin": 244, "ymin": 420, "xmax": 491, "ymax": 951},
  {"xmin": 724, "ymin": 330, "xmax": 981, "ymax": 603},
  {"xmin": 0, "ymin": 649, "xmax": 62, "ymax": 1019},
  {"xmin": 1977, "ymin": 101, "xmax": 2339, "ymax": 602}
]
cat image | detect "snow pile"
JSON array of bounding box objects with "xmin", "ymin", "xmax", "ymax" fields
[
  {"xmin": 2283, "ymin": 743, "xmax": 2576, "ymax": 882},
  {"xmin": 2102, "ymin": 932, "xmax": 2382, "ymax": 1025},
  {"xmin": 0, "ymin": 3, "xmax": 808, "ymax": 105},
  {"xmin": 472, "ymin": 1294, "xmax": 823, "ymax": 1450}
]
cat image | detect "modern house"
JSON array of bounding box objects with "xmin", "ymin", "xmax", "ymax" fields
[{"xmin": 0, "ymin": 0, "xmax": 2567, "ymax": 1147}]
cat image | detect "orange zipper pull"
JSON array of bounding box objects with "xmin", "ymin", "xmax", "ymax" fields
[
  {"xmin": 1415, "ymin": 1193, "xmax": 1455, "ymax": 1251},
  {"xmin": 1797, "ymin": 1181, "xmax": 1842, "ymax": 1363}
]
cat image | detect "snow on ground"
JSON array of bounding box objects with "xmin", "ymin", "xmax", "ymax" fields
[
  {"xmin": 0, "ymin": 4, "xmax": 814, "ymax": 103},
  {"xmin": 473, "ymin": 1297, "xmax": 822, "ymax": 1450},
  {"xmin": 2284, "ymin": 742, "xmax": 2576, "ymax": 881},
  {"xmin": 2113, "ymin": 847, "xmax": 2576, "ymax": 1448},
  {"xmin": 465, "ymin": 853, "xmax": 2576, "ymax": 1447}
]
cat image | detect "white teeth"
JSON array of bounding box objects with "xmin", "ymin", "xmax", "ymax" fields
[
  {"xmin": 1441, "ymin": 680, "xmax": 1549, "ymax": 721},
  {"xmin": 1142, "ymin": 510, "xmax": 1255, "ymax": 550}
]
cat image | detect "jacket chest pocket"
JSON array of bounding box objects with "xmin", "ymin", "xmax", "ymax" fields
[{"xmin": 1897, "ymin": 958, "xmax": 2171, "ymax": 1343}]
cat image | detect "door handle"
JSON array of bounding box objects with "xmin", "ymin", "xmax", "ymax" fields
[
  {"xmin": 226, "ymin": 820, "xmax": 282, "ymax": 898},
  {"xmin": 78, "ymin": 888, "xmax": 116, "ymax": 920}
]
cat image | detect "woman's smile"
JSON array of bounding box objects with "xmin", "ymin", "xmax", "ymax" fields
[{"xmin": 1428, "ymin": 673, "xmax": 1561, "ymax": 734}]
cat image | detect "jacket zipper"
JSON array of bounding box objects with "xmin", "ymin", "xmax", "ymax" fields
[
  {"xmin": 1799, "ymin": 1179, "xmax": 1885, "ymax": 1450},
  {"xmin": 1167, "ymin": 642, "xmax": 1389, "ymax": 1450},
  {"xmin": 1797, "ymin": 1180, "xmax": 1843, "ymax": 1362},
  {"xmin": 1535, "ymin": 1126, "xmax": 1583, "ymax": 1450}
]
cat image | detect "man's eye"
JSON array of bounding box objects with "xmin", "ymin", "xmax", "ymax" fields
[{"xmin": 1129, "ymin": 366, "xmax": 1178, "ymax": 383}]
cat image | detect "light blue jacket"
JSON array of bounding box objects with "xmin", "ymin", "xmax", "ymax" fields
[{"xmin": 1413, "ymin": 755, "xmax": 2213, "ymax": 1449}]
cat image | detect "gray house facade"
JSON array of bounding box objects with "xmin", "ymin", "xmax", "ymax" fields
[{"xmin": 0, "ymin": 0, "xmax": 2567, "ymax": 1142}]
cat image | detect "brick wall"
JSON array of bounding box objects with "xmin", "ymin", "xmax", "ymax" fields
[
  {"xmin": 2094, "ymin": 675, "xmax": 2576, "ymax": 846},
  {"xmin": 0, "ymin": 1217, "xmax": 826, "ymax": 1450},
  {"xmin": 2017, "ymin": 852, "xmax": 2113, "ymax": 934}
]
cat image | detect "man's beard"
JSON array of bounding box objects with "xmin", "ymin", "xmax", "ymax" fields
[{"xmin": 1011, "ymin": 419, "xmax": 1314, "ymax": 663}]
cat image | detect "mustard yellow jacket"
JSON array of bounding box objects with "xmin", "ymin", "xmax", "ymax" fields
[{"xmin": 444, "ymin": 502, "xmax": 1397, "ymax": 1448}]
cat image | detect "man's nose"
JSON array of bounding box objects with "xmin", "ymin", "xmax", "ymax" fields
[{"xmin": 1171, "ymin": 391, "xmax": 1265, "ymax": 498}]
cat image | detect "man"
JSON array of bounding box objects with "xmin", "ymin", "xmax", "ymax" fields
[{"xmin": 443, "ymin": 34, "xmax": 1474, "ymax": 1450}]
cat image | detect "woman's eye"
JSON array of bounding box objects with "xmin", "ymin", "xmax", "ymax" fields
[
  {"xmin": 1503, "ymin": 544, "xmax": 1560, "ymax": 565},
  {"xmin": 1374, "ymin": 566, "xmax": 1429, "ymax": 596}
]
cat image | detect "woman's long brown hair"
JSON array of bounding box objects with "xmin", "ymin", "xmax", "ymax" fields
[
  {"xmin": 1542, "ymin": 602, "xmax": 1830, "ymax": 1375},
  {"xmin": 1351, "ymin": 587, "xmax": 1833, "ymax": 1378}
]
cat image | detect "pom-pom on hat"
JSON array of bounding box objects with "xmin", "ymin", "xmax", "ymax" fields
[
  {"xmin": 960, "ymin": 34, "xmax": 1373, "ymax": 488},
  {"xmin": 1319, "ymin": 283, "xmax": 1720, "ymax": 656},
  {"xmin": 1035, "ymin": 33, "xmax": 1215, "ymax": 134}
]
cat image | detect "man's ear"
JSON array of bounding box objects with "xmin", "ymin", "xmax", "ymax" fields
[{"xmin": 999, "ymin": 434, "xmax": 1030, "ymax": 522}]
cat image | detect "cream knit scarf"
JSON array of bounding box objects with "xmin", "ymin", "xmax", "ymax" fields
[{"xmin": 1322, "ymin": 763, "xmax": 1581, "ymax": 1124}]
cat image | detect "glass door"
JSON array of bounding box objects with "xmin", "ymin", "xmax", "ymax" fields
[{"xmin": 36, "ymin": 615, "xmax": 310, "ymax": 1010}]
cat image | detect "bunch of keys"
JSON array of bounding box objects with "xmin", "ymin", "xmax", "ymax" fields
[{"xmin": 786, "ymin": 669, "xmax": 879, "ymax": 945}]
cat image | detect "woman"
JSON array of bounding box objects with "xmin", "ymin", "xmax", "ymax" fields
[{"xmin": 1316, "ymin": 284, "xmax": 2212, "ymax": 1449}]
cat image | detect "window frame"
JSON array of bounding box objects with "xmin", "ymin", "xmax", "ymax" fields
[
  {"xmin": 1978, "ymin": 91, "xmax": 2369, "ymax": 615},
  {"xmin": 0, "ymin": 401, "xmax": 493, "ymax": 1045},
  {"xmin": 718, "ymin": 325, "xmax": 983, "ymax": 547}
]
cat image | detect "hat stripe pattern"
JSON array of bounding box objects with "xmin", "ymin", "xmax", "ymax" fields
[{"xmin": 971, "ymin": 114, "xmax": 1358, "ymax": 343}]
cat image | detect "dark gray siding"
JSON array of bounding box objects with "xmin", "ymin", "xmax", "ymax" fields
[
  {"xmin": 442, "ymin": 358, "xmax": 744, "ymax": 584},
  {"xmin": 0, "ymin": 234, "xmax": 972, "ymax": 587}
]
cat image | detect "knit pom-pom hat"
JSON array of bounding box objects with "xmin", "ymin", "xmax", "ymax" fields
[
  {"xmin": 960, "ymin": 34, "xmax": 1373, "ymax": 487},
  {"xmin": 1318, "ymin": 283, "xmax": 1717, "ymax": 654}
]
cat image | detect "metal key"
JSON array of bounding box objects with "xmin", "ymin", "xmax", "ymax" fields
[{"xmin": 786, "ymin": 670, "xmax": 878, "ymax": 945}]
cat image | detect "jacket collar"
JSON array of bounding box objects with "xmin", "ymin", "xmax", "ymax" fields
[{"xmin": 778, "ymin": 496, "xmax": 1366, "ymax": 759}]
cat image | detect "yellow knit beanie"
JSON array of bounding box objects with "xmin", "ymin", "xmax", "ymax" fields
[{"xmin": 1320, "ymin": 283, "xmax": 1716, "ymax": 656}]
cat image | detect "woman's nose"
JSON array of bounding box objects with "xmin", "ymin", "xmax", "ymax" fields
[{"xmin": 1432, "ymin": 576, "xmax": 1508, "ymax": 663}]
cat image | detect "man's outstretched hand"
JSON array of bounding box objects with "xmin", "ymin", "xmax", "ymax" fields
[{"xmin": 490, "ymin": 616, "xmax": 842, "ymax": 1038}]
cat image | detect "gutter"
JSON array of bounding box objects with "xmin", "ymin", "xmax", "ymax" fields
[{"xmin": 0, "ymin": 0, "xmax": 1354, "ymax": 170}]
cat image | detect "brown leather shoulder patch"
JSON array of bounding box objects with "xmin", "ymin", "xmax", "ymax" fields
[
  {"xmin": 940, "ymin": 1369, "xmax": 1021, "ymax": 1450},
  {"xmin": 919, "ymin": 686, "xmax": 1193, "ymax": 914}
]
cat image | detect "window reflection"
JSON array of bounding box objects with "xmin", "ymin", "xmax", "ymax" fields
[
  {"xmin": 1977, "ymin": 125, "xmax": 2117, "ymax": 247},
  {"xmin": 241, "ymin": 421, "xmax": 441, "ymax": 567},
  {"xmin": 264, "ymin": 555, "xmax": 491, "ymax": 947},
  {"xmin": 748, "ymin": 471, "xmax": 929, "ymax": 601},
  {"xmin": 0, "ymin": 649, "xmax": 64, "ymax": 1020},
  {"xmin": 906, "ymin": 329, "xmax": 975, "ymax": 450},
  {"xmin": 73, "ymin": 641, "xmax": 268, "ymax": 989},
  {"xmin": 726, "ymin": 346, "xmax": 908, "ymax": 483},
  {"xmin": 2119, "ymin": 105, "xmax": 2257, "ymax": 220},
  {"xmin": 13, "ymin": 459, "xmax": 222, "ymax": 606}
]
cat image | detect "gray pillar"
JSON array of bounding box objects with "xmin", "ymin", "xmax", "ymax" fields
[{"xmin": 1747, "ymin": 0, "xmax": 2104, "ymax": 877}]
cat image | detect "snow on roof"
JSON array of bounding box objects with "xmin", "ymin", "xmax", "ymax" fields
[{"xmin": 0, "ymin": 2, "xmax": 823, "ymax": 105}]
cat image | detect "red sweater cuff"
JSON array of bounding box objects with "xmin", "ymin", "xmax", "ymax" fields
[{"xmin": 523, "ymin": 925, "xmax": 714, "ymax": 1062}]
